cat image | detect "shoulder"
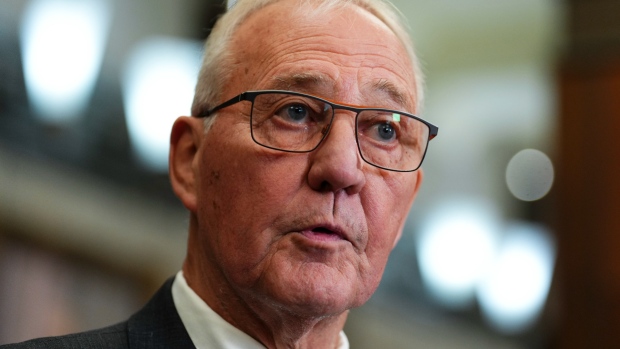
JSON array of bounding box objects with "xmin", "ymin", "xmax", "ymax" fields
[
  {"xmin": 0, "ymin": 277, "xmax": 190, "ymax": 349},
  {"xmin": 0, "ymin": 322, "xmax": 128, "ymax": 349}
]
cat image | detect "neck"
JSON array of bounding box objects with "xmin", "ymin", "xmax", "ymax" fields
[
  {"xmin": 233, "ymin": 292, "xmax": 348, "ymax": 349},
  {"xmin": 182, "ymin": 251, "xmax": 348, "ymax": 349}
]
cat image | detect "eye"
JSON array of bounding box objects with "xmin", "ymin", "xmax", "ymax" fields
[
  {"xmin": 376, "ymin": 122, "xmax": 396, "ymax": 141},
  {"xmin": 357, "ymin": 111, "xmax": 402, "ymax": 145},
  {"xmin": 273, "ymin": 102, "xmax": 313, "ymax": 124},
  {"xmin": 284, "ymin": 104, "xmax": 309, "ymax": 122},
  {"xmin": 273, "ymin": 99, "xmax": 328, "ymax": 124}
]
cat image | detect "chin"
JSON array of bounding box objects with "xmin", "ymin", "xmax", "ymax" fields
[{"xmin": 259, "ymin": 261, "xmax": 376, "ymax": 317}]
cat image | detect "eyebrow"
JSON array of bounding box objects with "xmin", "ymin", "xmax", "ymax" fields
[
  {"xmin": 270, "ymin": 72, "xmax": 334, "ymax": 93},
  {"xmin": 269, "ymin": 73, "xmax": 413, "ymax": 111},
  {"xmin": 367, "ymin": 79, "xmax": 413, "ymax": 112}
]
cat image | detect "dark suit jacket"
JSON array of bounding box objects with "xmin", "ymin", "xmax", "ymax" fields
[{"xmin": 0, "ymin": 278, "xmax": 197, "ymax": 349}]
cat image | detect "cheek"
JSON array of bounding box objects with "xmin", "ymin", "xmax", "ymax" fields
[
  {"xmin": 196, "ymin": 137, "xmax": 306, "ymax": 255},
  {"xmin": 197, "ymin": 154, "xmax": 311, "ymax": 289},
  {"xmin": 211, "ymin": 155, "xmax": 303, "ymax": 221},
  {"xmin": 199, "ymin": 123, "xmax": 293, "ymax": 217},
  {"xmin": 363, "ymin": 175, "xmax": 417, "ymax": 256}
]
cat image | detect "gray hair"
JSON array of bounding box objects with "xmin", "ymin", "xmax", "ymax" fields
[{"xmin": 191, "ymin": 0, "xmax": 424, "ymax": 130}]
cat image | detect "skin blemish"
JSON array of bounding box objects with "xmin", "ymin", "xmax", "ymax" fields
[{"xmin": 209, "ymin": 170, "xmax": 221, "ymax": 185}]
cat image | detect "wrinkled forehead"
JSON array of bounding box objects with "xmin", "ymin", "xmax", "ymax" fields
[
  {"xmin": 232, "ymin": 0, "xmax": 403, "ymax": 45},
  {"xmin": 226, "ymin": 0, "xmax": 416, "ymax": 109},
  {"xmin": 237, "ymin": 1, "xmax": 397, "ymax": 44}
]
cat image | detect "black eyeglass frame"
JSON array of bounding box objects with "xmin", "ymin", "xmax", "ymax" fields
[{"xmin": 196, "ymin": 90, "xmax": 439, "ymax": 172}]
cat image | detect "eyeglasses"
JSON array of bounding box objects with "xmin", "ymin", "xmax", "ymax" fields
[{"xmin": 196, "ymin": 90, "xmax": 438, "ymax": 172}]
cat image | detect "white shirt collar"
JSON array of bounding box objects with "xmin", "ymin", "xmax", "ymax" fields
[{"xmin": 171, "ymin": 271, "xmax": 349, "ymax": 349}]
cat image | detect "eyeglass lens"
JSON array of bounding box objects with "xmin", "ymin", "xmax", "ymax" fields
[{"xmin": 250, "ymin": 92, "xmax": 430, "ymax": 171}]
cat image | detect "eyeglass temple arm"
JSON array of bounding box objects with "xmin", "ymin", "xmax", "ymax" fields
[
  {"xmin": 428, "ymin": 124, "xmax": 439, "ymax": 141},
  {"xmin": 200, "ymin": 92, "xmax": 249, "ymax": 117}
]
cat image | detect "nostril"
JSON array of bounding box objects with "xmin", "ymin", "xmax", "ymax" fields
[{"xmin": 318, "ymin": 180, "xmax": 333, "ymax": 193}]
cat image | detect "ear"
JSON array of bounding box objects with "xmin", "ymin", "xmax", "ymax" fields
[
  {"xmin": 169, "ymin": 116, "xmax": 204, "ymax": 213},
  {"xmin": 392, "ymin": 169, "xmax": 424, "ymax": 249}
]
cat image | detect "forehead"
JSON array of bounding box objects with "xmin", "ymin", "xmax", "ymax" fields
[{"xmin": 227, "ymin": 0, "xmax": 417, "ymax": 111}]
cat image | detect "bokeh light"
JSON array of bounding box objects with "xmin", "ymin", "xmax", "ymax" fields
[
  {"xmin": 506, "ymin": 149, "xmax": 554, "ymax": 201},
  {"xmin": 20, "ymin": 0, "xmax": 111, "ymax": 123},
  {"xmin": 121, "ymin": 37, "xmax": 202, "ymax": 172},
  {"xmin": 477, "ymin": 222, "xmax": 555, "ymax": 334},
  {"xmin": 417, "ymin": 199, "xmax": 501, "ymax": 308}
]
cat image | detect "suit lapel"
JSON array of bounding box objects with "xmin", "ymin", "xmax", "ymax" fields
[{"xmin": 127, "ymin": 277, "xmax": 196, "ymax": 349}]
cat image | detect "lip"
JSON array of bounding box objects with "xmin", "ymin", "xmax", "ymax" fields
[{"xmin": 297, "ymin": 223, "xmax": 349, "ymax": 243}]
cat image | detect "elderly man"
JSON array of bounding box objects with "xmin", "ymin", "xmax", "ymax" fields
[{"xmin": 2, "ymin": 0, "xmax": 437, "ymax": 348}]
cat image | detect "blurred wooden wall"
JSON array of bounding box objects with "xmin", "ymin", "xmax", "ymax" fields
[{"xmin": 555, "ymin": 1, "xmax": 620, "ymax": 347}]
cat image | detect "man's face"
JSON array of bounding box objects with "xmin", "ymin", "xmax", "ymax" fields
[{"xmin": 190, "ymin": 0, "xmax": 422, "ymax": 316}]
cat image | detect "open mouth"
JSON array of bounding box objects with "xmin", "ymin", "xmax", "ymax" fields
[{"xmin": 302, "ymin": 227, "xmax": 344, "ymax": 242}]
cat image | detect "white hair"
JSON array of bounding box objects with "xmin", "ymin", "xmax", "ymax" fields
[{"xmin": 191, "ymin": 0, "xmax": 425, "ymax": 130}]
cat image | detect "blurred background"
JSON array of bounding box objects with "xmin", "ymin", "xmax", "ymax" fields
[{"xmin": 0, "ymin": 0, "xmax": 618, "ymax": 348}]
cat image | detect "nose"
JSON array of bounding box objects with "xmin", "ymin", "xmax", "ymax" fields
[{"xmin": 307, "ymin": 114, "xmax": 366, "ymax": 194}]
